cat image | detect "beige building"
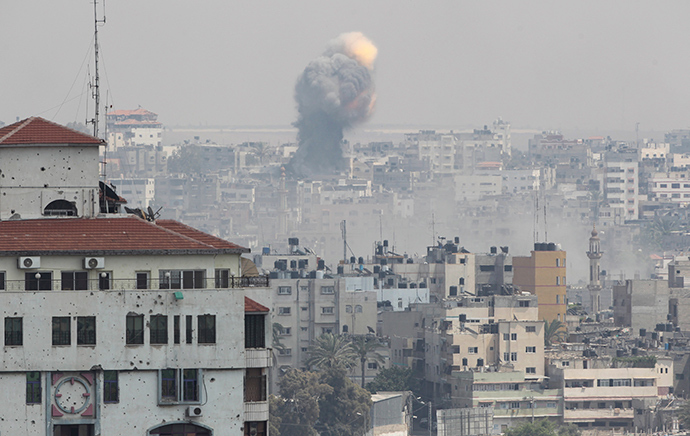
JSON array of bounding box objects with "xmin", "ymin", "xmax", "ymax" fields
[{"xmin": 513, "ymin": 243, "xmax": 567, "ymax": 323}]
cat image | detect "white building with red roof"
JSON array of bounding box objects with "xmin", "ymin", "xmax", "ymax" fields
[
  {"xmin": 106, "ymin": 108, "xmax": 163, "ymax": 150},
  {"xmin": 0, "ymin": 118, "xmax": 271, "ymax": 436}
]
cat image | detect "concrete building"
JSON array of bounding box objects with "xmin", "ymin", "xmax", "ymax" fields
[
  {"xmin": 603, "ymin": 150, "xmax": 639, "ymax": 223},
  {"xmin": 0, "ymin": 117, "xmax": 271, "ymax": 436},
  {"xmin": 110, "ymin": 177, "xmax": 156, "ymax": 209},
  {"xmin": 513, "ymin": 243, "xmax": 567, "ymax": 323},
  {"xmin": 106, "ymin": 108, "xmax": 163, "ymax": 150}
]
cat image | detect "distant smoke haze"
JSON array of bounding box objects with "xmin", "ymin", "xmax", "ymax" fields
[{"xmin": 289, "ymin": 32, "xmax": 377, "ymax": 178}]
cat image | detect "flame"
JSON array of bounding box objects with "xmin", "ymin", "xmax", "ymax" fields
[{"xmin": 341, "ymin": 32, "xmax": 378, "ymax": 70}]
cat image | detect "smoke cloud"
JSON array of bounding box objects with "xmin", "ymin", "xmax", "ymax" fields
[{"xmin": 289, "ymin": 32, "xmax": 377, "ymax": 178}]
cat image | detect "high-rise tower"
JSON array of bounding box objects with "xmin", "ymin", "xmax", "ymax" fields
[{"xmin": 586, "ymin": 225, "xmax": 603, "ymax": 314}]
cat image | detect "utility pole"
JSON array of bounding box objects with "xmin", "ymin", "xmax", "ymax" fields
[
  {"xmin": 341, "ymin": 220, "xmax": 347, "ymax": 264},
  {"xmin": 428, "ymin": 400, "xmax": 432, "ymax": 436}
]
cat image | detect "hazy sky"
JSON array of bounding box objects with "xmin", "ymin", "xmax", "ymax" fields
[{"xmin": 2, "ymin": 1, "xmax": 690, "ymax": 133}]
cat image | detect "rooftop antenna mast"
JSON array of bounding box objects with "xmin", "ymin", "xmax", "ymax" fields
[{"xmin": 88, "ymin": 0, "xmax": 106, "ymax": 139}]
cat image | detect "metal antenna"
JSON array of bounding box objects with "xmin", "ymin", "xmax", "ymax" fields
[{"xmin": 88, "ymin": 0, "xmax": 106, "ymax": 139}]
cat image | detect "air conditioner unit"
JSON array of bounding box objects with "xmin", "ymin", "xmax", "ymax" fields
[
  {"xmin": 18, "ymin": 256, "xmax": 40, "ymax": 269},
  {"xmin": 84, "ymin": 257, "xmax": 105, "ymax": 269},
  {"xmin": 186, "ymin": 406, "xmax": 203, "ymax": 417}
]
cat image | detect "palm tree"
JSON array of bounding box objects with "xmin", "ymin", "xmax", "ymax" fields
[
  {"xmin": 306, "ymin": 333, "xmax": 357, "ymax": 371},
  {"xmin": 350, "ymin": 336, "xmax": 385, "ymax": 387},
  {"xmin": 544, "ymin": 319, "xmax": 566, "ymax": 346},
  {"xmin": 249, "ymin": 142, "xmax": 274, "ymax": 165}
]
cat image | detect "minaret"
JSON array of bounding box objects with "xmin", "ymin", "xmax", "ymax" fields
[{"xmin": 586, "ymin": 225, "xmax": 603, "ymax": 315}]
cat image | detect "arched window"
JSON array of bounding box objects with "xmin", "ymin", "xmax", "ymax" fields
[
  {"xmin": 44, "ymin": 199, "xmax": 77, "ymax": 217},
  {"xmin": 345, "ymin": 305, "xmax": 352, "ymax": 313},
  {"xmin": 149, "ymin": 422, "xmax": 212, "ymax": 436},
  {"xmin": 354, "ymin": 305, "xmax": 363, "ymax": 313},
  {"xmin": 342, "ymin": 325, "xmax": 349, "ymax": 333}
]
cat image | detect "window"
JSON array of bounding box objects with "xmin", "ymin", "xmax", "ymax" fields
[
  {"xmin": 103, "ymin": 371, "xmax": 119, "ymax": 403},
  {"xmin": 503, "ymin": 352, "xmax": 509, "ymax": 361},
  {"xmin": 61, "ymin": 271, "xmax": 88, "ymax": 290},
  {"xmin": 25, "ymin": 271, "xmax": 52, "ymax": 291},
  {"xmin": 136, "ymin": 272, "xmax": 149, "ymax": 290},
  {"xmin": 174, "ymin": 316, "xmax": 180, "ymax": 344},
  {"xmin": 468, "ymin": 347, "xmax": 478, "ymax": 354},
  {"xmin": 672, "ymin": 183, "xmax": 680, "ymax": 189},
  {"xmin": 503, "ymin": 333, "xmax": 509, "ymax": 340},
  {"xmin": 526, "ymin": 326, "xmax": 536, "ymax": 333},
  {"xmin": 159, "ymin": 270, "xmax": 205, "ymax": 289},
  {"xmin": 519, "ymin": 300, "xmax": 530, "ymax": 307},
  {"xmin": 279, "ymin": 348, "xmax": 291, "ymax": 355},
  {"xmin": 5, "ymin": 317, "xmax": 22, "ymax": 346},
  {"xmin": 160, "ymin": 369, "xmax": 200, "ymax": 404},
  {"xmin": 245, "ymin": 314, "xmax": 266, "ymax": 348},
  {"xmin": 26, "ymin": 372, "xmax": 41, "ymax": 404},
  {"xmin": 279, "ymin": 327, "xmax": 291, "ymax": 335},
  {"xmin": 215, "ymin": 269, "xmax": 230, "ymax": 288},
  {"xmin": 368, "ymin": 362, "xmax": 378, "ymax": 369},
  {"xmin": 278, "ymin": 307, "xmax": 291, "ymax": 316},
  {"xmin": 526, "ymin": 367, "xmax": 536, "ymax": 374},
  {"xmin": 479, "ymin": 265, "xmax": 495, "ymax": 272},
  {"xmin": 52, "ymin": 317, "xmax": 70, "ymax": 346},
  {"xmin": 354, "ymin": 305, "xmax": 363, "ymax": 313},
  {"xmin": 510, "ymin": 352, "xmax": 517, "ymax": 361},
  {"xmin": 77, "ymin": 316, "xmax": 96, "ymax": 345},
  {"xmin": 98, "ymin": 272, "xmax": 111, "ymax": 290},
  {"xmin": 346, "ymin": 305, "xmax": 353, "ymax": 313},
  {"xmin": 322, "ymin": 307, "xmax": 334, "ymax": 315},
  {"xmin": 0, "ymin": 271, "xmax": 4, "ymax": 290},
  {"xmin": 186, "ymin": 315, "xmax": 193, "ymax": 344},
  {"xmin": 244, "ymin": 368, "xmax": 267, "ymax": 402},
  {"xmin": 562, "ymin": 361, "xmax": 570, "ymax": 367},
  {"xmin": 321, "ymin": 286, "xmax": 335, "ymax": 294},
  {"xmin": 198, "ymin": 315, "xmax": 216, "ymax": 344},
  {"xmin": 526, "ymin": 346, "xmax": 536, "ymax": 353},
  {"xmin": 150, "ymin": 315, "xmax": 168, "ymax": 344},
  {"xmin": 556, "ymin": 259, "xmax": 560, "ymax": 267},
  {"xmin": 556, "ymin": 276, "xmax": 561, "ymax": 285},
  {"xmin": 126, "ymin": 314, "xmax": 144, "ymax": 345},
  {"xmin": 278, "ymin": 286, "xmax": 292, "ymax": 295},
  {"xmin": 556, "ymin": 295, "xmax": 560, "ymax": 304},
  {"xmin": 322, "ymin": 327, "xmax": 333, "ymax": 334},
  {"xmin": 504, "ymin": 265, "xmax": 512, "ymax": 272},
  {"xmin": 510, "ymin": 402, "xmax": 520, "ymax": 409}
]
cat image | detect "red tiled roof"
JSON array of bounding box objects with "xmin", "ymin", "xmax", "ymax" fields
[
  {"xmin": 0, "ymin": 216, "xmax": 248, "ymax": 255},
  {"xmin": 245, "ymin": 296, "xmax": 269, "ymax": 313},
  {"xmin": 156, "ymin": 220, "xmax": 246, "ymax": 251},
  {"xmin": 0, "ymin": 117, "xmax": 103, "ymax": 146}
]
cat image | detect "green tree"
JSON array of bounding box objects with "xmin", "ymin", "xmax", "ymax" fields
[
  {"xmin": 505, "ymin": 419, "xmax": 579, "ymax": 436},
  {"xmin": 366, "ymin": 365, "xmax": 421, "ymax": 395},
  {"xmin": 269, "ymin": 395, "xmax": 282, "ymax": 436},
  {"xmin": 306, "ymin": 333, "xmax": 357, "ymax": 371},
  {"xmin": 249, "ymin": 142, "xmax": 274, "ymax": 165},
  {"xmin": 544, "ymin": 319, "xmax": 566, "ymax": 346},
  {"xmin": 275, "ymin": 369, "xmax": 333, "ymax": 436},
  {"xmin": 317, "ymin": 368, "xmax": 373, "ymax": 436},
  {"xmin": 350, "ymin": 335, "xmax": 385, "ymax": 387}
]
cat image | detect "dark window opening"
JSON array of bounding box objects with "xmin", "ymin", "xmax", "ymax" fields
[
  {"xmin": 62, "ymin": 271, "xmax": 88, "ymax": 291},
  {"xmin": 136, "ymin": 272, "xmax": 149, "ymax": 290},
  {"xmin": 98, "ymin": 272, "xmax": 111, "ymax": 290},
  {"xmin": 186, "ymin": 315, "xmax": 193, "ymax": 344},
  {"xmin": 26, "ymin": 372, "xmax": 41, "ymax": 404},
  {"xmin": 160, "ymin": 270, "xmax": 205, "ymax": 290},
  {"xmin": 77, "ymin": 316, "xmax": 96, "ymax": 345},
  {"xmin": 215, "ymin": 269, "xmax": 230, "ymax": 288},
  {"xmin": 44, "ymin": 199, "xmax": 77, "ymax": 217},
  {"xmin": 103, "ymin": 371, "xmax": 119, "ymax": 403},
  {"xmin": 244, "ymin": 368, "xmax": 267, "ymax": 402},
  {"xmin": 5, "ymin": 317, "xmax": 22, "ymax": 346},
  {"xmin": 150, "ymin": 315, "xmax": 168, "ymax": 344},
  {"xmin": 245, "ymin": 314, "xmax": 266, "ymax": 348},
  {"xmin": 174, "ymin": 315, "xmax": 180, "ymax": 344},
  {"xmin": 52, "ymin": 317, "xmax": 70, "ymax": 346},
  {"xmin": 198, "ymin": 315, "xmax": 216, "ymax": 344},
  {"xmin": 25, "ymin": 271, "xmax": 52, "ymax": 291},
  {"xmin": 126, "ymin": 314, "xmax": 144, "ymax": 345}
]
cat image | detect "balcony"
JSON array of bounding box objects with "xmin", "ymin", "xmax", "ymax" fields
[
  {"xmin": 2, "ymin": 276, "xmax": 270, "ymax": 292},
  {"xmin": 244, "ymin": 401, "xmax": 269, "ymax": 421},
  {"xmin": 246, "ymin": 349, "xmax": 271, "ymax": 368},
  {"xmin": 564, "ymin": 407, "xmax": 634, "ymax": 421}
]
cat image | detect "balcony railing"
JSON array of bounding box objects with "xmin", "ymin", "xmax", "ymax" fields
[{"xmin": 1, "ymin": 276, "xmax": 269, "ymax": 292}]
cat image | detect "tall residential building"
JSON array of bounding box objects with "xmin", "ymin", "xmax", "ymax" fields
[
  {"xmin": 602, "ymin": 150, "xmax": 639, "ymax": 224},
  {"xmin": 513, "ymin": 243, "xmax": 567, "ymax": 323}
]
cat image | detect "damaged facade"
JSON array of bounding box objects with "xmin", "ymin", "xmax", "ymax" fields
[{"xmin": 0, "ymin": 118, "xmax": 269, "ymax": 436}]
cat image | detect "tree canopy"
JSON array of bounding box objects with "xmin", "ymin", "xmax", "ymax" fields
[
  {"xmin": 350, "ymin": 335, "xmax": 385, "ymax": 387},
  {"xmin": 366, "ymin": 365, "xmax": 421, "ymax": 396},
  {"xmin": 505, "ymin": 420, "xmax": 580, "ymax": 436},
  {"xmin": 306, "ymin": 333, "xmax": 357, "ymax": 370},
  {"xmin": 544, "ymin": 319, "xmax": 566, "ymax": 346}
]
